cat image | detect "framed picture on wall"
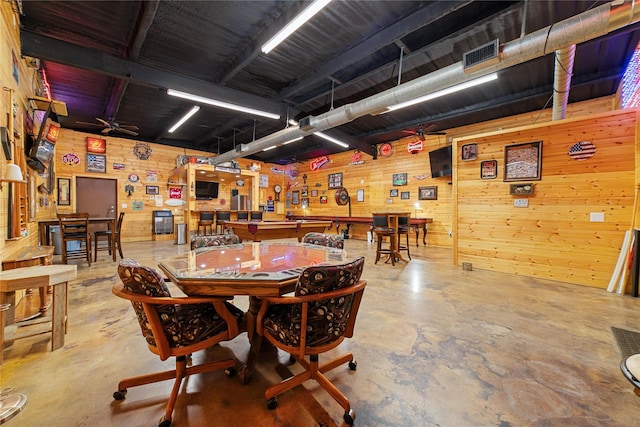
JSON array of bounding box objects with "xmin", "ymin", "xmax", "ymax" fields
[
  {"xmin": 392, "ymin": 173, "xmax": 408, "ymax": 186},
  {"xmin": 328, "ymin": 173, "xmax": 343, "ymax": 189},
  {"xmin": 86, "ymin": 154, "xmax": 106, "ymax": 173},
  {"xmin": 418, "ymin": 186, "xmax": 438, "ymax": 200},
  {"xmin": 146, "ymin": 185, "xmax": 159, "ymax": 195},
  {"xmin": 504, "ymin": 141, "xmax": 542, "ymax": 182},
  {"xmin": 390, "ymin": 189, "xmax": 398, "ymax": 197},
  {"xmin": 311, "ymin": 189, "xmax": 318, "ymax": 197},
  {"xmin": 401, "ymin": 191, "xmax": 410, "ymax": 200},
  {"xmin": 57, "ymin": 177, "xmax": 71, "ymax": 206},
  {"xmin": 481, "ymin": 160, "xmax": 498, "ymax": 179},
  {"xmin": 462, "ymin": 143, "xmax": 477, "ymax": 161},
  {"xmin": 292, "ymin": 190, "xmax": 300, "ymax": 204}
]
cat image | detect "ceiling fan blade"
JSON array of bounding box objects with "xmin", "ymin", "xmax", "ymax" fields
[
  {"xmin": 118, "ymin": 125, "xmax": 139, "ymax": 131},
  {"xmin": 101, "ymin": 128, "xmax": 111, "ymax": 134},
  {"xmin": 76, "ymin": 121, "xmax": 103, "ymax": 127},
  {"xmin": 116, "ymin": 128, "xmax": 139, "ymax": 136},
  {"xmin": 96, "ymin": 118, "xmax": 110, "ymax": 126}
]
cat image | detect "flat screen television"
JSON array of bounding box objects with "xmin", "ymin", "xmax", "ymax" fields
[
  {"xmin": 195, "ymin": 181, "xmax": 219, "ymax": 200},
  {"xmin": 429, "ymin": 145, "xmax": 453, "ymax": 178}
]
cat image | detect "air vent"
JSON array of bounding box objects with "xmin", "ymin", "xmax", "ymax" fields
[{"xmin": 463, "ymin": 39, "xmax": 500, "ymax": 73}]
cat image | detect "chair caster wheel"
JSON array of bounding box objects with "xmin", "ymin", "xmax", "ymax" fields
[
  {"xmin": 348, "ymin": 360, "xmax": 357, "ymax": 370},
  {"xmin": 159, "ymin": 416, "xmax": 171, "ymax": 427},
  {"xmin": 343, "ymin": 409, "xmax": 355, "ymax": 425},
  {"xmin": 224, "ymin": 367, "xmax": 236, "ymax": 377},
  {"xmin": 288, "ymin": 354, "xmax": 296, "ymax": 365},
  {"xmin": 267, "ymin": 397, "xmax": 278, "ymax": 410},
  {"xmin": 113, "ymin": 389, "xmax": 127, "ymax": 400}
]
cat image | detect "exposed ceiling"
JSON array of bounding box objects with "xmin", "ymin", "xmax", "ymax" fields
[{"xmin": 17, "ymin": 1, "xmax": 640, "ymax": 165}]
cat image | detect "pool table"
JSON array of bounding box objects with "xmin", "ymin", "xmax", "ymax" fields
[{"xmin": 224, "ymin": 220, "xmax": 332, "ymax": 242}]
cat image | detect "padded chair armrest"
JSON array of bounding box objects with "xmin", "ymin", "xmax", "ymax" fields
[
  {"xmin": 260, "ymin": 280, "xmax": 367, "ymax": 305},
  {"xmin": 112, "ymin": 284, "xmax": 233, "ymax": 305}
]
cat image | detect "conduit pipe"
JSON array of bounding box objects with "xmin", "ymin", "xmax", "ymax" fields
[{"xmin": 213, "ymin": 0, "xmax": 639, "ymax": 165}]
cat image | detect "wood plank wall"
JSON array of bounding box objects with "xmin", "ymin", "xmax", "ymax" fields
[{"xmin": 454, "ymin": 109, "xmax": 637, "ymax": 288}]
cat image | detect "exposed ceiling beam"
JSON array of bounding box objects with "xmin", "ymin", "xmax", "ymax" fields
[{"xmin": 20, "ymin": 30, "xmax": 285, "ymax": 120}]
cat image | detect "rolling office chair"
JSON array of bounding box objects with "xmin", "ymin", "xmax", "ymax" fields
[
  {"xmin": 256, "ymin": 257, "xmax": 366, "ymax": 425},
  {"xmin": 112, "ymin": 259, "xmax": 244, "ymax": 427}
]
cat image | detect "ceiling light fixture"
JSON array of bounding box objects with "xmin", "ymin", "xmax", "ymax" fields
[
  {"xmin": 384, "ymin": 73, "xmax": 499, "ymax": 113},
  {"xmin": 262, "ymin": 145, "xmax": 277, "ymax": 151},
  {"xmin": 167, "ymin": 89, "xmax": 280, "ymax": 120},
  {"xmin": 168, "ymin": 106, "xmax": 200, "ymax": 133},
  {"xmin": 315, "ymin": 131, "xmax": 349, "ymax": 148},
  {"xmin": 261, "ymin": 0, "xmax": 333, "ymax": 54},
  {"xmin": 282, "ymin": 136, "xmax": 303, "ymax": 145}
]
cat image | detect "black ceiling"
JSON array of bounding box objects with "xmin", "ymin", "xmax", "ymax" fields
[{"xmin": 18, "ymin": 1, "xmax": 640, "ymax": 165}]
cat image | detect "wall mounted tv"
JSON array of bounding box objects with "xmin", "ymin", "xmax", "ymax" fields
[
  {"xmin": 429, "ymin": 145, "xmax": 453, "ymax": 178},
  {"xmin": 195, "ymin": 181, "xmax": 219, "ymax": 200}
]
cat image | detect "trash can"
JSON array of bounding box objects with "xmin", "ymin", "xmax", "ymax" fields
[
  {"xmin": 175, "ymin": 223, "xmax": 187, "ymax": 245},
  {"xmin": 51, "ymin": 226, "xmax": 62, "ymax": 255}
]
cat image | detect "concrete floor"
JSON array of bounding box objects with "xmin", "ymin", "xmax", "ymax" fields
[{"xmin": 3, "ymin": 238, "xmax": 640, "ymax": 426}]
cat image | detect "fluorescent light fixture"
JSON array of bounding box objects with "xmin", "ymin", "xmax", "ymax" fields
[
  {"xmin": 168, "ymin": 106, "xmax": 200, "ymax": 133},
  {"xmin": 288, "ymin": 119, "xmax": 299, "ymax": 126},
  {"xmin": 384, "ymin": 73, "xmax": 498, "ymax": 113},
  {"xmin": 315, "ymin": 131, "xmax": 349, "ymax": 148},
  {"xmin": 282, "ymin": 136, "xmax": 303, "ymax": 145},
  {"xmin": 167, "ymin": 89, "xmax": 280, "ymax": 120},
  {"xmin": 261, "ymin": 0, "xmax": 333, "ymax": 54},
  {"xmin": 262, "ymin": 145, "xmax": 277, "ymax": 151}
]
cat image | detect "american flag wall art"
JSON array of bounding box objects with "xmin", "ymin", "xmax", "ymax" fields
[{"xmin": 568, "ymin": 141, "xmax": 596, "ymax": 160}]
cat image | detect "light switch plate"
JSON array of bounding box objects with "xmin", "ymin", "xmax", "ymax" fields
[{"xmin": 590, "ymin": 212, "xmax": 604, "ymax": 222}]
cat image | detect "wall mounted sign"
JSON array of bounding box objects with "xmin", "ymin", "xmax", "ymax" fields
[
  {"xmin": 86, "ymin": 137, "xmax": 106, "ymax": 153},
  {"xmin": 61, "ymin": 152, "xmax": 80, "ymax": 166},
  {"xmin": 169, "ymin": 187, "xmax": 182, "ymax": 199},
  {"xmin": 379, "ymin": 143, "xmax": 393, "ymax": 157},
  {"xmin": 392, "ymin": 173, "xmax": 408, "ymax": 186},
  {"xmin": 128, "ymin": 173, "xmax": 139, "ymax": 183},
  {"xmin": 328, "ymin": 172, "xmax": 343, "ymax": 189},
  {"xmin": 568, "ymin": 141, "xmax": 596, "ymax": 160},
  {"xmin": 46, "ymin": 122, "xmax": 60, "ymax": 143},
  {"xmin": 146, "ymin": 170, "xmax": 158, "ymax": 182},
  {"xmin": 310, "ymin": 156, "xmax": 329, "ymax": 170},
  {"xmin": 419, "ymin": 186, "xmax": 438, "ymax": 200},
  {"xmin": 349, "ymin": 150, "xmax": 364, "ymax": 165},
  {"xmin": 407, "ymin": 140, "xmax": 423, "ymax": 154},
  {"xmin": 113, "ymin": 163, "xmax": 125, "ymax": 170},
  {"xmin": 57, "ymin": 177, "xmax": 70, "ymax": 206},
  {"xmin": 133, "ymin": 142, "xmax": 152, "ymax": 160},
  {"xmin": 462, "ymin": 143, "xmax": 477, "ymax": 161}
]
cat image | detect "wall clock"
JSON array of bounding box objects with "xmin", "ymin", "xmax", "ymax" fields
[{"xmin": 274, "ymin": 184, "xmax": 282, "ymax": 201}]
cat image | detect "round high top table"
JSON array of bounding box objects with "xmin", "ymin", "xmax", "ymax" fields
[{"xmin": 0, "ymin": 303, "xmax": 27, "ymax": 425}]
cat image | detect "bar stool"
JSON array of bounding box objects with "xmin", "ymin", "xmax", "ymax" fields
[
  {"xmin": 250, "ymin": 211, "xmax": 263, "ymax": 221},
  {"xmin": 237, "ymin": 211, "xmax": 249, "ymax": 221},
  {"xmin": 57, "ymin": 213, "xmax": 92, "ymax": 266},
  {"xmin": 197, "ymin": 211, "xmax": 215, "ymax": 235},
  {"xmin": 215, "ymin": 211, "xmax": 231, "ymax": 233},
  {"xmin": 372, "ymin": 213, "xmax": 395, "ymax": 266},
  {"xmin": 397, "ymin": 213, "xmax": 411, "ymax": 260}
]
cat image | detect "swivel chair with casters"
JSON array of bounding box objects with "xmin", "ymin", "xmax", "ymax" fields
[
  {"xmin": 112, "ymin": 259, "xmax": 244, "ymax": 427},
  {"xmin": 256, "ymin": 256, "xmax": 366, "ymax": 425}
]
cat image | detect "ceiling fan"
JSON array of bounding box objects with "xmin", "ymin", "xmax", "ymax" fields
[
  {"xmin": 76, "ymin": 117, "xmax": 139, "ymax": 136},
  {"xmin": 402, "ymin": 124, "xmax": 446, "ymax": 140}
]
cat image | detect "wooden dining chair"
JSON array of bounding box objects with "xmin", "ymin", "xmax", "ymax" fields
[
  {"xmin": 57, "ymin": 213, "xmax": 92, "ymax": 266},
  {"xmin": 94, "ymin": 212, "xmax": 125, "ymax": 262},
  {"xmin": 197, "ymin": 211, "xmax": 215, "ymax": 235},
  {"xmin": 256, "ymin": 256, "xmax": 366, "ymax": 425},
  {"xmin": 113, "ymin": 259, "xmax": 244, "ymax": 427}
]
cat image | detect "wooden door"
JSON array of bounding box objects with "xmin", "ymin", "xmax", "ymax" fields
[{"xmin": 75, "ymin": 177, "xmax": 117, "ymax": 232}]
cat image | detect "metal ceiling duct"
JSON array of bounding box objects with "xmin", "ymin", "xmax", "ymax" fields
[
  {"xmin": 552, "ymin": 45, "xmax": 577, "ymax": 121},
  {"xmin": 213, "ymin": 0, "xmax": 640, "ymax": 165}
]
